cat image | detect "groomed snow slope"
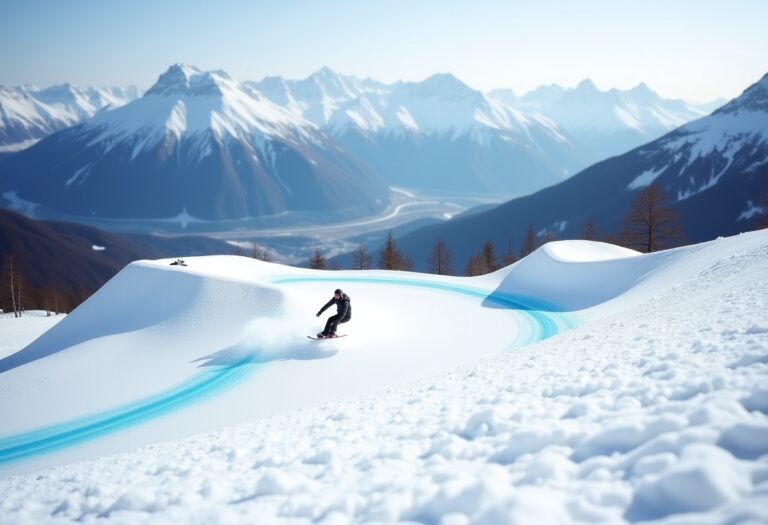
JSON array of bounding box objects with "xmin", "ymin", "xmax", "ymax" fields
[{"xmin": 1, "ymin": 231, "xmax": 767, "ymax": 523}]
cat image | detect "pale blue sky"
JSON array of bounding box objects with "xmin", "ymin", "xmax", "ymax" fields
[{"xmin": 1, "ymin": 0, "xmax": 766, "ymax": 102}]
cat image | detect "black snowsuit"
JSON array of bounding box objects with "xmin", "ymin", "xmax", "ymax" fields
[{"xmin": 317, "ymin": 293, "xmax": 351, "ymax": 336}]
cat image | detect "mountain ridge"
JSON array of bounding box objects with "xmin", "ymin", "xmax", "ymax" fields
[
  {"xmin": 368, "ymin": 71, "xmax": 768, "ymax": 272},
  {"xmin": 0, "ymin": 65, "xmax": 391, "ymax": 224}
]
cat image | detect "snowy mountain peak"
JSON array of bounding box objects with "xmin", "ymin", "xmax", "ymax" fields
[
  {"xmin": 144, "ymin": 64, "xmax": 234, "ymax": 97},
  {"xmin": 38, "ymin": 83, "xmax": 78, "ymax": 97},
  {"xmin": 310, "ymin": 66, "xmax": 341, "ymax": 82},
  {"xmin": 303, "ymin": 67, "xmax": 373, "ymax": 101},
  {"xmin": 404, "ymin": 73, "xmax": 477, "ymax": 100},
  {"xmin": 13, "ymin": 84, "xmax": 40, "ymax": 93},
  {"xmin": 714, "ymin": 71, "xmax": 768, "ymax": 115},
  {"xmin": 630, "ymin": 81, "xmax": 652, "ymax": 94},
  {"xmin": 575, "ymin": 78, "xmax": 599, "ymax": 93},
  {"xmin": 487, "ymin": 88, "xmax": 518, "ymax": 107},
  {"xmin": 627, "ymin": 82, "xmax": 658, "ymax": 100},
  {"xmin": 86, "ymin": 63, "xmax": 319, "ymax": 148},
  {"xmin": 519, "ymin": 84, "xmax": 566, "ymax": 107},
  {"xmin": 256, "ymin": 75, "xmax": 290, "ymax": 92},
  {"xmin": 0, "ymin": 82, "xmax": 140, "ymax": 146},
  {"xmin": 0, "ymin": 85, "xmax": 22, "ymax": 96}
]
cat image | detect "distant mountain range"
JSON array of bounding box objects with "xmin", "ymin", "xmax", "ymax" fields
[
  {"xmin": 0, "ymin": 83, "xmax": 139, "ymax": 148},
  {"xmin": 0, "ymin": 67, "xmax": 724, "ymax": 227},
  {"xmin": 490, "ymin": 80, "xmax": 719, "ymax": 162},
  {"xmin": 252, "ymin": 70, "xmax": 720, "ymax": 194},
  {"xmin": 0, "ymin": 65, "xmax": 391, "ymax": 223},
  {"xmin": 383, "ymin": 73, "xmax": 768, "ymax": 272}
]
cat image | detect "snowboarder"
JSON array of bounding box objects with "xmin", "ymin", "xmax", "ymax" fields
[{"xmin": 315, "ymin": 288, "xmax": 351, "ymax": 338}]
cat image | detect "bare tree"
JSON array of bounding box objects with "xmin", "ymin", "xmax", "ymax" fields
[
  {"xmin": 1, "ymin": 254, "xmax": 25, "ymax": 317},
  {"xmin": 582, "ymin": 217, "xmax": 598, "ymax": 240},
  {"xmin": 39, "ymin": 287, "xmax": 53, "ymax": 316},
  {"xmin": 502, "ymin": 239, "xmax": 517, "ymax": 267},
  {"xmin": 328, "ymin": 258, "xmax": 342, "ymax": 270},
  {"xmin": 540, "ymin": 231, "xmax": 556, "ymax": 244},
  {"xmin": 481, "ymin": 241, "xmax": 499, "ymax": 272},
  {"xmin": 621, "ymin": 184, "xmax": 684, "ymax": 253},
  {"xmin": 465, "ymin": 252, "xmax": 489, "ymax": 276},
  {"xmin": 308, "ymin": 248, "xmax": 326, "ymax": 270},
  {"xmin": 231, "ymin": 243, "xmax": 245, "ymax": 256},
  {"xmin": 77, "ymin": 282, "xmax": 91, "ymax": 306},
  {"xmin": 519, "ymin": 223, "xmax": 538, "ymax": 258},
  {"xmin": 464, "ymin": 241, "xmax": 499, "ymax": 276},
  {"xmin": 378, "ymin": 231, "xmax": 405, "ymax": 270},
  {"xmin": 351, "ymin": 244, "xmax": 372, "ymax": 270},
  {"xmin": 251, "ymin": 245, "xmax": 273, "ymax": 262},
  {"xmin": 401, "ymin": 255, "xmax": 414, "ymax": 272},
  {"xmin": 427, "ymin": 238, "xmax": 453, "ymax": 275},
  {"xmin": 50, "ymin": 286, "xmax": 65, "ymax": 316},
  {"xmin": 756, "ymin": 194, "xmax": 768, "ymax": 230}
]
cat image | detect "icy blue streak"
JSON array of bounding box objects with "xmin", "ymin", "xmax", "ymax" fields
[
  {"xmin": 272, "ymin": 275, "xmax": 577, "ymax": 347},
  {"xmin": 0, "ymin": 275, "xmax": 575, "ymax": 466},
  {"xmin": 0, "ymin": 361, "xmax": 261, "ymax": 467}
]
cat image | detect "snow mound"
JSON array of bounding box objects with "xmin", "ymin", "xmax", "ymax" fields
[
  {"xmin": 490, "ymin": 237, "xmax": 756, "ymax": 313},
  {"xmin": 490, "ymin": 240, "xmax": 651, "ymax": 311},
  {"xmin": 4, "ymin": 259, "xmax": 294, "ymax": 374},
  {"xmin": 539, "ymin": 240, "xmax": 640, "ymax": 262}
]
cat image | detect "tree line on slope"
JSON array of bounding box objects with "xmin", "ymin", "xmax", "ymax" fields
[
  {"xmin": 2, "ymin": 186, "xmax": 767, "ymax": 317},
  {"xmin": 302, "ymin": 185, "xmax": 768, "ymax": 275},
  {"xmin": 0, "ymin": 253, "xmax": 84, "ymax": 317}
]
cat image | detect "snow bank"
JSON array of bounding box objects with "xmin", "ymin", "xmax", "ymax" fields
[
  {"xmin": 0, "ymin": 313, "xmax": 64, "ymax": 360},
  {"xmin": 1, "ymin": 230, "xmax": 767, "ymax": 524}
]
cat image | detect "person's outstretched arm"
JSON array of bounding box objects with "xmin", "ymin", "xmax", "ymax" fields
[{"xmin": 316, "ymin": 298, "xmax": 335, "ymax": 317}]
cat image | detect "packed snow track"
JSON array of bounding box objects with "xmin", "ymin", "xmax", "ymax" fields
[{"xmin": 0, "ymin": 259, "xmax": 578, "ymax": 474}]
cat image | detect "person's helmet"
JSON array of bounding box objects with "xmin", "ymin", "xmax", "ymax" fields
[{"xmin": 334, "ymin": 288, "xmax": 343, "ymax": 295}]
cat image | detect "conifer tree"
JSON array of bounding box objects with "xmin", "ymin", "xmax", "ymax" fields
[
  {"xmin": 378, "ymin": 231, "xmax": 404, "ymax": 270},
  {"xmin": 308, "ymin": 248, "xmax": 326, "ymax": 269},
  {"xmin": 351, "ymin": 244, "xmax": 372, "ymax": 270},
  {"xmin": 481, "ymin": 240, "xmax": 499, "ymax": 272},
  {"xmin": 582, "ymin": 217, "xmax": 598, "ymax": 240},
  {"xmin": 519, "ymin": 223, "xmax": 538, "ymax": 258},
  {"xmin": 427, "ymin": 238, "xmax": 453, "ymax": 275}
]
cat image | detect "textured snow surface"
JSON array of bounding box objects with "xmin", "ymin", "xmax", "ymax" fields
[{"xmin": 1, "ymin": 232, "xmax": 767, "ymax": 524}]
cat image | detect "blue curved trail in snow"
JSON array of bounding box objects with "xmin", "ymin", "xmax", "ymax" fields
[
  {"xmin": 0, "ymin": 361, "xmax": 261, "ymax": 467},
  {"xmin": 0, "ymin": 275, "xmax": 575, "ymax": 467},
  {"xmin": 272, "ymin": 275, "xmax": 576, "ymax": 348}
]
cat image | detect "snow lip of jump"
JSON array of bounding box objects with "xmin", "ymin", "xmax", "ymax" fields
[{"xmin": 538, "ymin": 240, "xmax": 641, "ymax": 263}]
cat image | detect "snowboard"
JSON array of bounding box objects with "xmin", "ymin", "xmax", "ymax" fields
[{"xmin": 307, "ymin": 335, "xmax": 348, "ymax": 340}]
